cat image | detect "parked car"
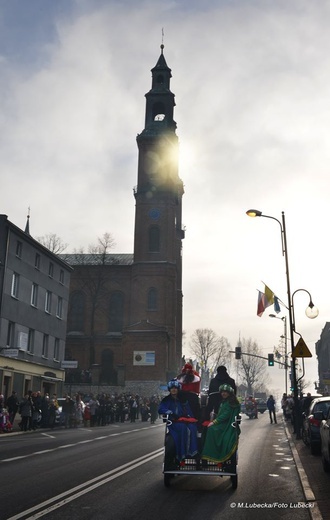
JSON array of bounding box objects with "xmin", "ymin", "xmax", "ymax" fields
[
  {"xmin": 320, "ymin": 406, "xmax": 330, "ymax": 472},
  {"xmin": 255, "ymin": 398, "xmax": 267, "ymax": 414},
  {"xmin": 302, "ymin": 396, "xmax": 330, "ymax": 454}
]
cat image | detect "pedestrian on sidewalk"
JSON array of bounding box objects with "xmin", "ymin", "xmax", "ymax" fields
[
  {"xmin": 267, "ymin": 395, "xmax": 277, "ymax": 424},
  {"xmin": 6, "ymin": 391, "xmax": 20, "ymax": 425}
]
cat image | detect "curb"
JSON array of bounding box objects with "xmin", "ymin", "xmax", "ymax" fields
[{"xmin": 284, "ymin": 422, "xmax": 323, "ymax": 520}]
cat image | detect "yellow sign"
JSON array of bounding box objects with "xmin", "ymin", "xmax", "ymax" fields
[{"xmin": 292, "ymin": 337, "xmax": 312, "ymax": 358}]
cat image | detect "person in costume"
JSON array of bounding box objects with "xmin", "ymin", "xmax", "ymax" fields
[
  {"xmin": 176, "ymin": 362, "xmax": 201, "ymax": 421},
  {"xmin": 158, "ymin": 380, "xmax": 198, "ymax": 466},
  {"xmin": 205, "ymin": 365, "xmax": 236, "ymax": 418},
  {"xmin": 202, "ymin": 384, "xmax": 240, "ymax": 463}
]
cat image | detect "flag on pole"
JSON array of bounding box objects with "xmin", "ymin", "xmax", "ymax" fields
[
  {"xmin": 264, "ymin": 285, "xmax": 274, "ymax": 305},
  {"xmin": 257, "ymin": 291, "xmax": 267, "ymax": 317},
  {"xmin": 274, "ymin": 296, "xmax": 281, "ymax": 314},
  {"xmin": 257, "ymin": 284, "xmax": 277, "ymax": 317}
]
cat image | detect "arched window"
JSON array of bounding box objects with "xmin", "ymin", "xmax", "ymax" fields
[
  {"xmin": 148, "ymin": 287, "xmax": 157, "ymax": 310},
  {"xmin": 109, "ymin": 291, "xmax": 124, "ymax": 332},
  {"xmin": 149, "ymin": 226, "xmax": 160, "ymax": 252},
  {"xmin": 152, "ymin": 101, "xmax": 166, "ymax": 121},
  {"xmin": 100, "ymin": 349, "xmax": 117, "ymax": 385},
  {"xmin": 67, "ymin": 291, "xmax": 85, "ymax": 332}
]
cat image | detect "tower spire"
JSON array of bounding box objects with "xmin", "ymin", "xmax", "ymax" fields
[{"xmin": 25, "ymin": 206, "xmax": 31, "ymax": 235}]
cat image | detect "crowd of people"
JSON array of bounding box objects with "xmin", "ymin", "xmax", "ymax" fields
[{"xmin": 0, "ymin": 391, "xmax": 161, "ymax": 433}]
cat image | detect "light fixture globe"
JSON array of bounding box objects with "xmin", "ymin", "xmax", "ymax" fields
[
  {"xmin": 305, "ymin": 304, "xmax": 319, "ymax": 319},
  {"xmin": 246, "ymin": 209, "xmax": 262, "ymax": 217}
]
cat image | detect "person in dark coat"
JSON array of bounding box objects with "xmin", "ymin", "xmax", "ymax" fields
[
  {"xmin": 6, "ymin": 391, "xmax": 20, "ymax": 425},
  {"xmin": 267, "ymin": 394, "xmax": 277, "ymax": 424},
  {"xmin": 205, "ymin": 366, "xmax": 236, "ymax": 419}
]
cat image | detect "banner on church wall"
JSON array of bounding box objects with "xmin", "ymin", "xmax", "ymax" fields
[{"xmin": 133, "ymin": 351, "xmax": 155, "ymax": 366}]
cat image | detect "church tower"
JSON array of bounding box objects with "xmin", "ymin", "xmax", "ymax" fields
[{"xmin": 123, "ymin": 45, "xmax": 184, "ymax": 383}]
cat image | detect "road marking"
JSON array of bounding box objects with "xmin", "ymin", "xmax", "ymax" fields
[
  {"xmin": 7, "ymin": 448, "xmax": 164, "ymax": 519},
  {"xmin": 40, "ymin": 433, "xmax": 55, "ymax": 439},
  {"xmin": 1, "ymin": 424, "xmax": 163, "ymax": 464},
  {"xmin": 0, "ymin": 424, "xmax": 163, "ymax": 463}
]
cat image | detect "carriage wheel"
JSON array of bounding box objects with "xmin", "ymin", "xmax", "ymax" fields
[{"xmin": 231, "ymin": 475, "xmax": 238, "ymax": 490}]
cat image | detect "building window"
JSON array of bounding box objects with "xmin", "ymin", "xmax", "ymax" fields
[
  {"xmin": 31, "ymin": 283, "xmax": 38, "ymax": 307},
  {"xmin": 11, "ymin": 273, "xmax": 19, "ymax": 298},
  {"xmin": 35, "ymin": 253, "xmax": 40, "ymax": 270},
  {"xmin": 148, "ymin": 226, "xmax": 160, "ymax": 252},
  {"xmin": 54, "ymin": 338, "xmax": 60, "ymax": 360},
  {"xmin": 27, "ymin": 329, "xmax": 35, "ymax": 354},
  {"xmin": 48, "ymin": 262, "xmax": 54, "ymax": 278},
  {"xmin": 6, "ymin": 321, "xmax": 15, "ymax": 347},
  {"xmin": 42, "ymin": 334, "xmax": 49, "ymax": 358},
  {"xmin": 59, "ymin": 269, "xmax": 64, "ymax": 284},
  {"xmin": 68, "ymin": 291, "xmax": 85, "ymax": 332},
  {"xmin": 147, "ymin": 287, "xmax": 157, "ymax": 310},
  {"xmin": 109, "ymin": 291, "xmax": 124, "ymax": 332},
  {"xmin": 56, "ymin": 296, "xmax": 63, "ymax": 319},
  {"xmin": 16, "ymin": 241, "xmax": 22, "ymax": 258},
  {"xmin": 45, "ymin": 291, "xmax": 52, "ymax": 313}
]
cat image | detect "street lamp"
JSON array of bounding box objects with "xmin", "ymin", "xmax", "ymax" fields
[
  {"xmin": 269, "ymin": 314, "xmax": 288, "ymax": 394},
  {"xmin": 246, "ymin": 209, "xmax": 318, "ymax": 439}
]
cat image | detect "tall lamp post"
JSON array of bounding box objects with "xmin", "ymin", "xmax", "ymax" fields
[
  {"xmin": 269, "ymin": 314, "xmax": 288, "ymax": 394},
  {"xmin": 246, "ymin": 209, "xmax": 318, "ymax": 439}
]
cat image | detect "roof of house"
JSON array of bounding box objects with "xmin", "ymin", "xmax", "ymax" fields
[{"xmin": 59, "ymin": 253, "xmax": 134, "ymax": 266}]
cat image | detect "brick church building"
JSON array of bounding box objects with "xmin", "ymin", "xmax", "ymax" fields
[{"xmin": 63, "ymin": 46, "xmax": 185, "ymax": 388}]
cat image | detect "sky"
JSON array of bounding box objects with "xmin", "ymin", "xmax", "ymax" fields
[{"xmin": 1, "ymin": 0, "xmax": 329, "ymax": 396}]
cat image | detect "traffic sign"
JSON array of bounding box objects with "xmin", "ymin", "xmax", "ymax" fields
[{"xmin": 292, "ymin": 337, "xmax": 312, "ymax": 358}]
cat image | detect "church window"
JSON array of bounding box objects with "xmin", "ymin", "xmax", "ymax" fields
[
  {"xmin": 148, "ymin": 287, "xmax": 157, "ymax": 310},
  {"xmin": 109, "ymin": 291, "xmax": 124, "ymax": 332},
  {"xmin": 149, "ymin": 226, "xmax": 160, "ymax": 252},
  {"xmin": 152, "ymin": 101, "xmax": 166, "ymax": 121},
  {"xmin": 68, "ymin": 291, "xmax": 85, "ymax": 332}
]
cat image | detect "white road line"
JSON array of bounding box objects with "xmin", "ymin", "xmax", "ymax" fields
[
  {"xmin": 7, "ymin": 448, "xmax": 164, "ymax": 520},
  {"xmin": 1, "ymin": 423, "xmax": 163, "ymax": 464}
]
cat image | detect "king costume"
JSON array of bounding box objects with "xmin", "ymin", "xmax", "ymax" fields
[{"xmin": 202, "ymin": 399, "xmax": 241, "ymax": 463}]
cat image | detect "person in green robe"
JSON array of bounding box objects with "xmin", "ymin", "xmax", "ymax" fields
[{"xmin": 202, "ymin": 384, "xmax": 241, "ymax": 463}]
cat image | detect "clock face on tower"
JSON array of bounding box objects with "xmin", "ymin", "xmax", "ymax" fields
[{"xmin": 149, "ymin": 208, "xmax": 160, "ymax": 220}]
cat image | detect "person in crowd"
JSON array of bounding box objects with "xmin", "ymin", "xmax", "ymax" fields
[
  {"xmin": 202, "ymin": 384, "xmax": 241, "ymax": 463},
  {"xmin": 74, "ymin": 394, "xmax": 84, "ymax": 427},
  {"xmin": 129, "ymin": 395, "xmax": 138, "ymax": 422},
  {"xmin": 149, "ymin": 395, "xmax": 159, "ymax": 424},
  {"xmin": 88, "ymin": 395, "xmax": 100, "ymax": 427},
  {"xmin": 40, "ymin": 393, "xmax": 50, "ymax": 428},
  {"xmin": 205, "ymin": 366, "xmax": 237, "ymax": 419},
  {"xmin": 31, "ymin": 392, "xmax": 41, "ymax": 430},
  {"xmin": 62, "ymin": 395, "xmax": 75, "ymax": 428},
  {"xmin": 97, "ymin": 394, "xmax": 106, "ymax": 426},
  {"xmin": 19, "ymin": 394, "xmax": 33, "ymax": 431},
  {"xmin": 48, "ymin": 398, "xmax": 58, "ymax": 429},
  {"xmin": 6, "ymin": 391, "xmax": 20, "ymax": 425},
  {"xmin": 158, "ymin": 380, "xmax": 198, "ymax": 467},
  {"xmin": 267, "ymin": 394, "xmax": 277, "ymax": 424}
]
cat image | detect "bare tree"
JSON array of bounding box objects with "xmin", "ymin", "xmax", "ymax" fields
[
  {"xmin": 189, "ymin": 329, "xmax": 231, "ymax": 386},
  {"xmin": 237, "ymin": 338, "xmax": 267, "ymax": 395},
  {"xmin": 67, "ymin": 232, "xmax": 116, "ymax": 367},
  {"xmin": 36, "ymin": 233, "xmax": 68, "ymax": 253}
]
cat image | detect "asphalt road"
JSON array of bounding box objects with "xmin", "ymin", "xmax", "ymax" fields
[{"xmin": 0, "ymin": 413, "xmax": 322, "ymax": 520}]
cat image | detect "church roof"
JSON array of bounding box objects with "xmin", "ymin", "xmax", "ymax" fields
[{"xmin": 59, "ymin": 253, "xmax": 134, "ymax": 266}]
